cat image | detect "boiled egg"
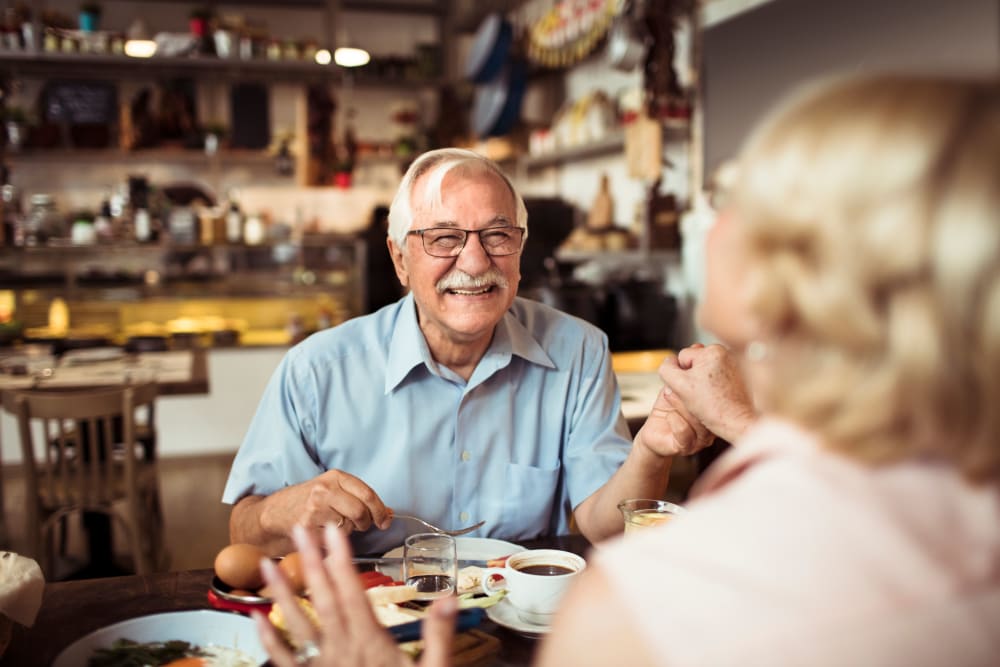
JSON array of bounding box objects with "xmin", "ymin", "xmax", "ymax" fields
[{"xmin": 214, "ymin": 543, "xmax": 265, "ymax": 591}]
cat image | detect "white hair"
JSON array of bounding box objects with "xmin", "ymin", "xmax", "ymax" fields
[{"xmin": 386, "ymin": 148, "xmax": 529, "ymax": 251}]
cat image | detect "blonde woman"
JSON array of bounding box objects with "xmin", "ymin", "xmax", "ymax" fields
[
  {"xmin": 255, "ymin": 74, "xmax": 1000, "ymax": 667},
  {"xmin": 543, "ymin": 74, "xmax": 1000, "ymax": 666}
]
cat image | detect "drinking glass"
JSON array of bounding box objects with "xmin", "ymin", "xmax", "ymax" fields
[
  {"xmin": 618, "ymin": 498, "xmax": 685, "ymax": 535},
  {"xmin": 403, "ymin": 532, "xmax": 457, "ymax": 600}
]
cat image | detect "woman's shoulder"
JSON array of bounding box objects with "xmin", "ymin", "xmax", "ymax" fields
[{"xmin": 594, "ymin": 424, "xmax": 1000, "ymax": 663}]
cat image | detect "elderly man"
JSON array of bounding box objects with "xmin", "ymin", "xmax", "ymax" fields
[{"xmin": 223, "ymin": 148, "xmax": 709, "ymax": 555}]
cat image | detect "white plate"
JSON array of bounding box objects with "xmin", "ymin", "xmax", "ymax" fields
[
  {"xmin": 485, "ymin": 597, "xmax": 551, "ymax": 637},
  {"xmin": 51, "ymin": 609, "xmax": 267, "ymax": 667},
  {"xmin": 383, "ymin": 536, "xmax": 524, "ymax": 561}
]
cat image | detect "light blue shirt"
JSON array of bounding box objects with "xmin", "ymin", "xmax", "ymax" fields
[{"xmin": 222, "ymin": 294, "xmax": 633, "ymax": 554}]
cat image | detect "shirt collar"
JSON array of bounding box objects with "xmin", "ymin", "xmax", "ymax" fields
[
  {"xmin": 384, "ymin": 294, "xmax": 556, "ymax": 394},
  {"xmin": 385, "ymin": 294, "xmax": 430, "ymax": 393},
  {"xmin": 492, "ymin": 306, "xmax": 556, "ymax": 369}
]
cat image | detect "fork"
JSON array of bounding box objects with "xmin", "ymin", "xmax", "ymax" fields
[{"xmin": 391, "ymin": 513, "xmax": 485, "ymax": 537}]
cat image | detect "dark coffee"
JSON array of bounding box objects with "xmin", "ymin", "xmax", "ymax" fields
[{"xmin": 515, "ymin": 563, "xmax": 574, "ymax": 576}]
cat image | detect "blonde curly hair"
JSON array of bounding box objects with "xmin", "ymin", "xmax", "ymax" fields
[{"xmin": 733, "ymin": 74, "xmax": 1000, "ymax": 482}]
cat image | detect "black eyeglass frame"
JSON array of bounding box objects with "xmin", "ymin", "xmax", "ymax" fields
[{"xmin": 406, "ymin": 226, "xmax": 526, "ymax": 258}]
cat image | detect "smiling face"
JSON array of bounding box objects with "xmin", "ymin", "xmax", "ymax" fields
[{"xmin": 388, "ymin": 165, "xmax": 522, "ymax": 365}]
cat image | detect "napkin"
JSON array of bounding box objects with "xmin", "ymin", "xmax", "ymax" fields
[{"xmin": 0, "ymin": 551, "xmax": 44, "ymax": 627}]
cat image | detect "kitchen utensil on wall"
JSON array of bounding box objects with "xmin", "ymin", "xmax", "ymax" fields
[
  {"xmin": 606, "ymin": 0, "xmax": 649, "ymax": 71},
  {"xmin": 471, "ymin": 59, "xmax": 527, "ymax": 138},
  {"xmin": 465, "ymin": 13, "xmax": 513, "ymax": 83},
  {"xmin": 624, "ymin": 110, "xmax": 663, "ymax": 181},
  {"xmin": 467, "ymin": 12, "xmax": 528, "ymax": 139}
]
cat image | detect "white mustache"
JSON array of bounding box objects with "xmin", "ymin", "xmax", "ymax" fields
[{"xmin": 437, "ymin": 268, "xmax": 509, "ymax": 293}]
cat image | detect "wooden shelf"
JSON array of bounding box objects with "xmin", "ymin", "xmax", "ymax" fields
[
  {"xmin": 6, "ymin": 147, "xmax": 276, "ymax": 166},
  {"xmin": 0, "ymin": 51, "xmax": 340, "ymax": 83},
  {"xmin": 0, "ymin": 51, "xmax": 444, "ymax": 87},
  {"xmin": 521, "ymin": 121, "xmax": 689, "ymax": 171},
  {"xmin": 554, "ymin": 248, "xmax": 680, "ymax": 263},
  {"xmin": 522, "ymin": 133, "xmax": 625, "ymax": 170}
]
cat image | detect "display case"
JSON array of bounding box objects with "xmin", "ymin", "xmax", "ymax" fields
[{"xmin": 0, "ymin": 234, "xmax": 366, "ymax": 348}]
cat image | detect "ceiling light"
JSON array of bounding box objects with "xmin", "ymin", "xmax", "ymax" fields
[
  {"xmin": 125, "ymin": 19, "xmax": 157, "ymax": 58},
  {"xmin": 334, "ymin": 47, "xmax": 370, "ymax": 68},
  {"xmin": 124, "ymin": 39, "xmax": 157, "ymax": 58},
  {"xmin": 315, "ymin": 48, "xmax": 332, "ymax": 65}
]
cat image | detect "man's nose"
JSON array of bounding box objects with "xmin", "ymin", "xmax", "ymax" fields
[{"xmin": 455, "ymin": 231, "xmax": 492, "ymax": 270}]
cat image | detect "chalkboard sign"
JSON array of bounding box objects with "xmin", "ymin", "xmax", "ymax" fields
[{"xmin": 42, "ymin": 81, "xmax": 117, "ymax": 125}]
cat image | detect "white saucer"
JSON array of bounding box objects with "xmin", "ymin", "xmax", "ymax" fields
[
  {"xmin": 382, "ymin": 536, "xmax": 524, "ymax": 561},
  {"xmin": 485, "ymin": 597, "xmax": 551, "ymax": 637}
]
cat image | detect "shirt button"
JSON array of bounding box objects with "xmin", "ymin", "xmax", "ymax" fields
[
  {"xmin": 461, "ymin": 450, "xmax": 471, "ymax": 462},
  {"xmin": 459, "ymin": 511, "xmax": 470, "ymax": 522}
]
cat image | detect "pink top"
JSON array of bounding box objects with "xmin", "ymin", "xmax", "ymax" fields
[{"xmin": 596, "ymin": 418, "xmax": 1000, "ymax": 666}]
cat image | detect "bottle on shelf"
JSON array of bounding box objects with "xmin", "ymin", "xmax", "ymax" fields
[
  {"xmin": 243, "ymin": 211, "xmax": 266, "ymax": 246},
  {"xmin": 225, "ymin": 198, "xmax": 243, "ymax": 244},
  {"xmin": 93, "ymin": 196, "xmax": 114, "ymax": 242},
  {"xmin": 0, "ymin": 164, "xmax": 23, "ymax": 247},
  {"xmin": 133, "ymin": 207, "xmax": 152, "ymax": 243}
]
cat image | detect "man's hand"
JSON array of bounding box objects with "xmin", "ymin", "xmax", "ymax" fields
[
  {"xmin": 658, "ymin": 344, "xmax": 756, "ymax": 444},
  {"xmin": 635, "ymin": 372, "xmax": 715, "ymax": 459},
  {"xmin": 232, "ymin": 470, "xmax": 394, "ymax": 553},
  {"xmin": 266, "ymin": 469, "xmax": 393, "ymax": 536}
]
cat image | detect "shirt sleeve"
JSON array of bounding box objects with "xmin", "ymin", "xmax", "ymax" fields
[
  {"xmin": 221, "ymin": 349, "xmax": 326, "ymax": 504},
  {"xmin": 560, "ymin": 331, "xmax": 632, "ymax": 512}
]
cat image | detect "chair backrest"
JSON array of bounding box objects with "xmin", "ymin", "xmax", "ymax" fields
[{"xmin": 1, "ymin": 383, "xmax": 158, "ymax": 511}]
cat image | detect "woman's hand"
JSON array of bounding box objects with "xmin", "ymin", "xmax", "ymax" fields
[
  {"xmin": 253, "ymin": 523, "xmax": 457, "ymax": 667},
  {"xmin": 658, "ymin": 344, "xmax": 757, "ymax": 444}
]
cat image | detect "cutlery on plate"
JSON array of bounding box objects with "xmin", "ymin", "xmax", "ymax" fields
[
  {"xmin": 391, "ymin": 513, "xmax": 485, "ymax": 536},
  {"xmin": 353, "ymin": 556, "xmax": 494, "ymax": 568}
]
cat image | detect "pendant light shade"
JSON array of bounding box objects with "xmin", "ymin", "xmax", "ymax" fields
[
  {"xmin": 124, "ymin": 19, "xmax": 156, "ymax": 58},
  {"xmin": 334, "ymin": 46, "xmax": 370, "ymax": 68}
]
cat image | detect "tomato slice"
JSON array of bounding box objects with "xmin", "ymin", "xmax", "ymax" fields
[{"xmin": 359, "ymin": 571, "xmax": 395, "ymax": 589}]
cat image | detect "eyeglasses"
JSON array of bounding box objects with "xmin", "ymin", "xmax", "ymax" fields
[{"xmin": 407, "ymin": 226, "xmax": 525, "ymax": 258}]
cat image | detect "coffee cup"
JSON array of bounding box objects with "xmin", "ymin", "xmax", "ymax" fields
[{"xmin": 480, "ymin": 549, "xmax": 585, "ymax": 626}]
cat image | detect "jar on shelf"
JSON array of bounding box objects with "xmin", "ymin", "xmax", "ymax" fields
[
  {"xmin": 25, "ymin": 193, "xmax": 65, "ymax": 245},
  {"xmin": 266, "ymin": 39, "xmax": 281, "ymax": 61}
]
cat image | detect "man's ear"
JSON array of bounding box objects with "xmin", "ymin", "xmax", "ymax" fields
[{"xmin": 388, "ymin": 237, "xmax": 410, "ymax": 288}]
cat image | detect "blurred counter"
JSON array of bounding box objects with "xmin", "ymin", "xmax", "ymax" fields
[{"xmin": 612, "ymin": 349, "xmax": 671, "ymax": 434}]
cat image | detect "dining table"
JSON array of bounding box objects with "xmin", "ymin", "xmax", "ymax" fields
[{"xmin": 0, "ymin": 533, "xmax": 592, "ymax": 667}]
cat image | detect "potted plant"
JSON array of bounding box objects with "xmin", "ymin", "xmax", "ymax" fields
[{"xmin": 79, "ymin": 2, "xmax": 102, "ymax": 33}]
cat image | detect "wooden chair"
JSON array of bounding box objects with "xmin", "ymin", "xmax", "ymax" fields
[{"xmin": 0, "ymin": 383, "xmax": 168, "ymax": 578}]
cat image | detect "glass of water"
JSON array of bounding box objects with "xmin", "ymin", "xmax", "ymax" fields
[{"xmin": 403, "ymin": 532, "xmax": 457, "ymax": 600}]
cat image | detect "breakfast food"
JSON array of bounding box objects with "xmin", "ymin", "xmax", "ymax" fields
[
  {"xmin": 269, "ymin": 585, "xmax": 422, "ymax": 636},
  {"xmin": 87, "ymin": 639, "xmax": 256, "ymax": 666},
  {"xmin": 277, "ymin": 552, "xmax": 306, "ymax": 593},
  {"xmin": 213, "ymin": 544, "xmax": 266, "ymax": 591}
]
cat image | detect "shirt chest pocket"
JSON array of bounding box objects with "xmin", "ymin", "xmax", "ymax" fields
[{"xmin": 495, "ymin": 461, "xmax": 562, "ymax": 540}]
